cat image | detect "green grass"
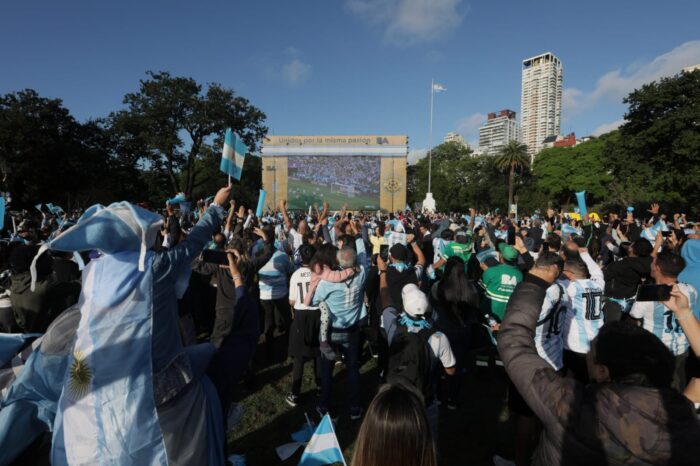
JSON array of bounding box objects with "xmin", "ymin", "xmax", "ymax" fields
[
  {"xmin": 227, "ymin": 339, "xmax": 514, "ymax": 466},
  {"xmin": 287, "ymin": 178, "xmax": 379, "ymax": 211}
]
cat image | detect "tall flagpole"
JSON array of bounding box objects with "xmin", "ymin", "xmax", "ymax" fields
[{"xmin": 428, "ymin": 78, "xmax": 434, "ymax": 194}]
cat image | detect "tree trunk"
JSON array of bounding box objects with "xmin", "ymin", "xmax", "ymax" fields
[
  {"xmin": 184, "ymin": 138, "xmax": 202, "ymax": 199},
  {"xmin": 508, "ymin": 165, "xmax": 515, "ymax": 208},
  {"xmin": 165, "ymin": 157, "xmax": 180, "ymax": 195}
]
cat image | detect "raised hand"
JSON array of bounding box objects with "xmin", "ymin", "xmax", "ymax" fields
[
  {"xmin": 213, "ymin": 185, "xmax": 232, "ymax": 206},
  {"xmin": 648, "ymin": 203, "xmax": 660, "ymax": 215},
  {"xmin": 663, "ymin": 284, "xmax": 691, "ymax": 313}
]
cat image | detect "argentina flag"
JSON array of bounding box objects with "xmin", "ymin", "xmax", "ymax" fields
[
  {"xmin": 298, "ymin": 414, "xmax": 346, "ymax": 466},
  {"xmin": 220, "ymin": 128, "xmax": 248, "ymax": 181}
]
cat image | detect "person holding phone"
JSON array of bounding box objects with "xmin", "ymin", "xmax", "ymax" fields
[{"xmin": 629, "ymin": 251, "xmax": 698, "ymax": 390}]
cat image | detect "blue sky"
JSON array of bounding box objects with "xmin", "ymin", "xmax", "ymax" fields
[{"xmin": 2, "ymin": 0, "xmax": 699, "ymax": 163}]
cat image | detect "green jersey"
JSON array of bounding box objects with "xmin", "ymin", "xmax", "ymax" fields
[{"xmin": 479, "ymin": 264, "xmax": 522, "ymax": 320}]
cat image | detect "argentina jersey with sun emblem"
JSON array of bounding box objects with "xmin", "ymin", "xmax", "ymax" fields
[
  {"xmin": 629, "ymin": 282, "xmax": 698, "ymax": 356},
  {"xmin": 535, "ymin": 283, "xmax": 569, "ymax": 370}
]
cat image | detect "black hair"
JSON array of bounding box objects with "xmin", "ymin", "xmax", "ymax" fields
[
  {"xmin": 436, "ymin": 257, "xmax": 480, "ymax": 326},
  {"xmin": 535, "ymin": 251, "xmax": 563, "ymax": 272},
  {"xmin": 562, "ymin": 244, "xmax": 581, "ymax": 261},
  {"xmin": 262, "ymin": 225, "xmax": 275, "ymax": 245},
  {"xmin": 546, "ymin": 234, "xmax": 562, "ymax": 252},
  {"xmin": 655, "ymin": 251, "xmax": 686, "ymax": 278},
  {"xmin": 631, "ymin": 238, "xmax": 653, "ymax": 258},
  {"xmin": 299, "ymin": 244, "xmax": 316, "ymax": 265},
  {"xmin": 376, "ymin": 221, "xmax": 386, "ymax": 236},
  {"xmin": 594, "ymin": 321, "xmax": 674, "ymax": 389},
  {"xmin": 563, "ymin": 259, "xmax": 589, "ymax": 278},
  {"xmin": 310, "ymin": 243, "xmax": 339, "ymax": 273},
  {"xmin": 440, "ymin": 229, "xmax": 454, "ymax": 241}
]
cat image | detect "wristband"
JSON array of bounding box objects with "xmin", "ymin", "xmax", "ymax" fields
[{"xmin": 232, "ymin": 274, "xmax": 242, "ymax": 282}]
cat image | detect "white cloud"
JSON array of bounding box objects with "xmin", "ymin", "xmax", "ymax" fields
[
  {"xmin": 408, "ymin": 148, "xmax": 427, "ymax": 165},
  {"xmin": 591, "ymin": 118, "xmax": 625, "ymax": 137},
  {"xmin": 562, "ymin": 87, "xmax": 583, "ymax": 115},
  {"xmin": 455, "ymin": 112, "xmax": 486, "ymax": 138},
  {"xmin": 565, "ymin": 40, "xmax": 700, "ymax": 112},
  {"xmin": 346, "ymin": 0, "xmax": 466, "ymax": 45},
  {"xmin": 282, "ymin": 58, "xmax": 311, "ymax": 87}
]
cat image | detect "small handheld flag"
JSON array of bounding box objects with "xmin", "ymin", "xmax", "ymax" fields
[
  {"xmin": 220, "ymin": 128, "xmax": 248, "ymax": 183},
  {"xmin": 298, "ymin": 414, "xmax": 346, "ymax": 466}
]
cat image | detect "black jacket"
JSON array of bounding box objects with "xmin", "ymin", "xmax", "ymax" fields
[
  {"xmin": 604, "ymin": 256, "xmax": 652, "ymax": 299},
  {"xmin": 498, "ymin": 273, "xmax": 700, "ymax": 465}
]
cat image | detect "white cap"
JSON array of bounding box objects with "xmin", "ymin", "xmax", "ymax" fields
[{"xmin": 401, "ymin": 284, "xmax": 429, "ymax": 318}]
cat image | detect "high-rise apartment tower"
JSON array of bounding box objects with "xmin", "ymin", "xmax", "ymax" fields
[{"xmin": 520, "ymin": 52, "xmax": 562, "ymax": 159}]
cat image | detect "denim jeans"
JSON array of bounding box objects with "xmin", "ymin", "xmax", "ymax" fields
[{"xmin": 319, "ymin": 329, "xmax": 361, "ymax": 412}]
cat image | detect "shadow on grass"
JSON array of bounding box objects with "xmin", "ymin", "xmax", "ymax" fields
[
  {"xmin": 230, "ymin": 344, "xmax": 379, "ymax": 465},
  {"xmin": 230, "ymin": 341, "xmax": 515, "ymax": 466}
]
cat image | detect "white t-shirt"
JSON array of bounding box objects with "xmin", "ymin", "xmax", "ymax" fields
[{"xmin": 289, "ymin": 266, "xmax": 318, "ymax": 311}]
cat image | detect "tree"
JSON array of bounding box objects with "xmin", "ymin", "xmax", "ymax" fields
[
  {"xmin": 0, "ymin": 89, "xmax": 119, "ymax": 208},
  {"xmin": 495, "ymin": 140, "xmax": 529, "ymax": 209},
  {"xmin": 109, "ymin": 71, "xmax": 268, "ymax": 198},
  {"xmin": 532, "ymin": 136, "xmax": 613, "ymax": 209},
  {"xmin": 407, "ymin": 142, "xmax": 473, "ymax": 210},
  {"xmin": 603, "ymin": 70, "xmax": 700, "ymax": 208}
]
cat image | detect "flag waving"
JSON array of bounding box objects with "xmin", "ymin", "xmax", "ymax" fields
[
  {"xmin": 432, "ymin": 82, "xmax": 446, "ymax": 92},
  {"xmin": 220, "ymin": 128, "xmax": 248, "ymax": 181},
  {"xmin": 298, "ymin": 414, "xmax": 346, "ymax": 466}
]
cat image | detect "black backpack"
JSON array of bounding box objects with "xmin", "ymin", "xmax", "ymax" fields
[{"xmin": 386, "ymin": 323, "xmax": 437, "ymax": 405}]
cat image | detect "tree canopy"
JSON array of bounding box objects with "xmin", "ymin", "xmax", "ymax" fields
[
  {"xmin": 0, "ymin": 73, "xmax": 267, "ymax": 210},
  {"xmin": 109, "ymin": 71, "xmax": 268, "ymax": 199}
]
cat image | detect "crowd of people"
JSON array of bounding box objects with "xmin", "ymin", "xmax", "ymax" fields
[{"xmin": 0, "ymin": 190, "xmax": 699, "ymax": 465}]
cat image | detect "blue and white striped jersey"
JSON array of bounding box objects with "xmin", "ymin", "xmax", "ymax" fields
[
  {"xmin": 258, "ymin": 250, "xmax": 293, "ymax": 300},
  {"xmin": 535, "ymin": 283, "xmax": 569, "ymax": 370},
  {"xmin": 563, "ymin": 252, "xmax": 606, "ymax": 354},
  {"xmin": 629, "ymin": 282, "xmax": 698, "ymax": 356},
  {"xmin": 563, "ymin": 278, "xmax": 605, "ymax": 353}
]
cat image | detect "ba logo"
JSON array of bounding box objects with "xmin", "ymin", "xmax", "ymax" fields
[
  {"xmin": 501, "ymin": 275, "xmax": 518, "ymax": 286},
  {"xmin": 376, "ymin": 137, "xmax": 389, "ymax": 145}
]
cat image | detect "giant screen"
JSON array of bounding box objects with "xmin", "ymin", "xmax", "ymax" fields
[
  {"xmin": 261, "ymin": 135, "xmax": 408, "ymax": 212},
  {"xmin": 287, "ymin": 156, "xmax": 380, "ymax": 210}
]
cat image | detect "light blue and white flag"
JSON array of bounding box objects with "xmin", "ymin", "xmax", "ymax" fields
[
  {"xmin": 50, "ymin": 254, "xmax": 166, "ymax": 465},
  {"xmin": 167, "ymin": 193, "xmax": 187, "ymax": 205},
  {"xmin": 298, "ymin": 414, "xmax": 346, "ymax": 466},
  {"xmin": 220, "ymin": 128, "xmax": 248, "ymax": 181}
]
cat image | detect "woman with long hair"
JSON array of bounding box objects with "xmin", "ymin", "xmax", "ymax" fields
[
  {"xmin": 433, "ymin": 256, "xmax": 480, "ymax": 409},
  {"xmin": 351, "ymin": 383, "xmax": 437, "ymax": 466}
]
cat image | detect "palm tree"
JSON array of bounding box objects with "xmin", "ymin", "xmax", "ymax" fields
[{"xmin": 495, "ymin": 140, "xmax": 529, "ymax": 209}]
